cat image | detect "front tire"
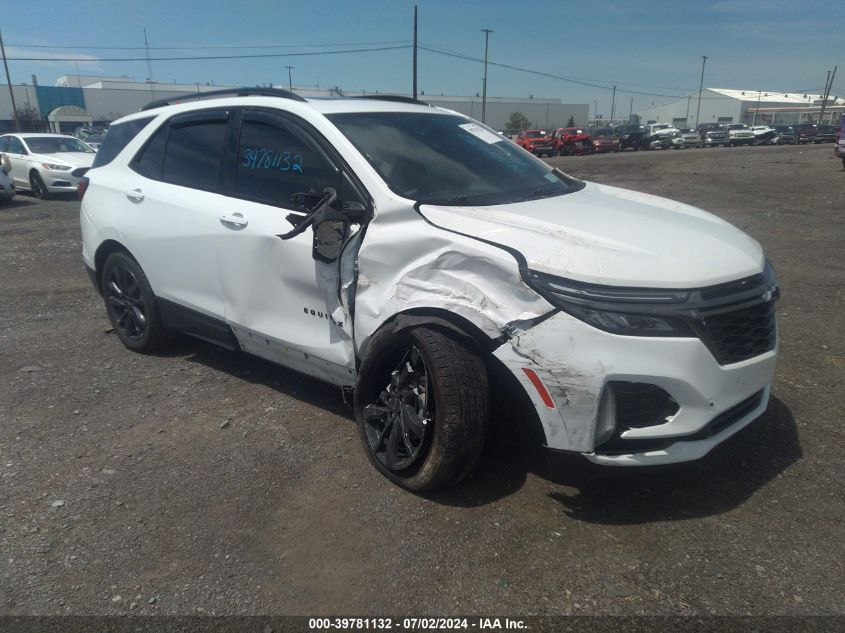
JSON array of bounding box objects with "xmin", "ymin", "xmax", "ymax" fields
[
  {"xmin": 355, "ymin": 325, "xmax": 490, "ymax": 491},
  {"xmin": 102, "ymin": 252, "xmax": 171, "ymax": 353},
  {"xmin": 29, "ymin": 171, "xmax": 50, "ymax": 199}
]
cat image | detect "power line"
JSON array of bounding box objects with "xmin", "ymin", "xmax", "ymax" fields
[
  {"xmin": 5, "ymin": 39, "xmax": 412, "ymax": 50},
  {"xmin": 420, "ymin": 41, "xmax": 697, "ymax": 94},
  {"xmin": 417, "ymin": 44, "xmax": 689, "ymax": 98},
  {"xmin": 5, "ymin": 44, "xmax": 412, "ymax": 62}
]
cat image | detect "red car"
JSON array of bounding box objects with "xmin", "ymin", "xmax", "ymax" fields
[
  {"xmin": 516, "ymin": 129, "xmax": 554, "ymax": 157},
  {"xmin": 590, "ymin": 127, "xmax": 622, "ymax": 153},
  {"xmin": 552, "ymin": 127, "xmax": 593, "ymax": 156}
]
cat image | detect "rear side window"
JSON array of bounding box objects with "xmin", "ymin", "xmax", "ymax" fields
[
  {"xmin": 161, "ymin": 117, "xmax": 229, "ymax": 190},
  {"xmin": 92, "ymin": 116, "xmax": 154, "ymax": 168},
  {"xmin": 235, "ymin": 112, "xmax": 340, "ymax": 208}
]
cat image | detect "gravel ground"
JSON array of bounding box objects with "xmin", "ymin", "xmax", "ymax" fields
[{"xmin": 0, "ymin": 143, "xmax": 843, "ymax": 617}]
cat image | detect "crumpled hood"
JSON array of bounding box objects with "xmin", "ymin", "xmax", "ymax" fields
[
  {"xmin": 34, "ymin": 152, "xmax": 95, "ymax": 168},
  {"xmin": 418, "ymin": 182, "xmax": 764, "ymax": 288}
]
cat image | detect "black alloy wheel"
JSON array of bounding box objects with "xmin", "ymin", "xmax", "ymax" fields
[
  {"xmin": 106, "ymin": 263, "xmax": 147, "ymax": 342},
  {"xmin": 30, "ymin": 172, "xmax": 49, "ymax": 199},
  {"xmin": 101, "ymin": 252, "xmax": 170, "ymax": 353},
  {"xmin": 362, "ymin": 345, "xmax": 432, "ymax": 471}
]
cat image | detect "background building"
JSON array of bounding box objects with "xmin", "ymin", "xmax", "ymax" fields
[
  {"xmin": 0, "ymin": 74, "xmax": 588, "ymax": 133},
  {"xmin": 635, "ymin": 87, "xmax": 844, "ymax": 128}
]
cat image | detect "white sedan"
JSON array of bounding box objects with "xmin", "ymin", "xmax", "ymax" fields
[{"xmin": 0, "ymin": 133, "xmax": 95, "ymax": 198}]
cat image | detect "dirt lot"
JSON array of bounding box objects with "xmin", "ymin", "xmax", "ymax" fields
[{"xmin": 1, "ymin": 144, "xmax": 843, "ymax": 617}]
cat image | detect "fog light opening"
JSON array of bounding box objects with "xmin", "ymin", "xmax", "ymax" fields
[{"xmin": 594, "ymin": 384, "xmax": 617, "ymax": 447}]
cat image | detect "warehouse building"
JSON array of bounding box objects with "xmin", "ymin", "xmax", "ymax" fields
[
  {"xmin": 0, "ymin": 74, "xmax": 588, "ymax": 133},
  {"xmin": 635, "ymin": 87, "xmax": 844, "ymax": 128}
]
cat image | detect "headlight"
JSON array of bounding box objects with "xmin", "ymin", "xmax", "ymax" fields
[
  {"xmin": 42, "ymin": 163, "xmax": 72, "ymax": 171},
  {"xmin": 523, "ymin": 270, "xmax": 694, "ymax": 337}
]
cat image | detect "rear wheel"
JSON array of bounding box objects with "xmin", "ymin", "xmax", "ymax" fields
[
  {"xmin": 356, "ymin": 325, "xmax": 490, "ymax": 491},
  {"xmin": 102, "ymin": 252, "xmax": 171, "ymax": 353}
]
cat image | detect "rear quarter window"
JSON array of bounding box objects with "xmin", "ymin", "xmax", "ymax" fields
[{"xmin": 91, "ymin": 117, "xmax": 155, "ymax": 168}]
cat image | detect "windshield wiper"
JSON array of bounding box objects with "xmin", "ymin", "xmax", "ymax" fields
[{"xmin": 515, "ymin": 186, "xmax": 563, "ymax": 202}]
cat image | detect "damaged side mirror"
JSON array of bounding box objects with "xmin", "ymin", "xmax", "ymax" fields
[{"xmin": 312, "ymin": 217, "xmax": 350, "ymax": 263}]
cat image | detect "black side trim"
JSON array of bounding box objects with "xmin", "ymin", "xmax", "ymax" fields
[{"xmin": 158, "ymin": 299, "xmax": 239, "ymax": 351}]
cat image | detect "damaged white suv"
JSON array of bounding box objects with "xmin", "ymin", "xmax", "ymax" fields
[{"xmin": 80, "ymin": 88, "xmax": 779, "ymax": 490}]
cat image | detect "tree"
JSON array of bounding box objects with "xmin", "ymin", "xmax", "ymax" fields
[
  {"xmin": 506, "ymin": 111, "xmax": 530, "ymax": 134},
  {"xmin": 15, "ymin": 104, "xmax": 46, "ymax": 133},
  {"xmin": 566, "ymin": 115, "xmax": 575, "ymax": 127}
]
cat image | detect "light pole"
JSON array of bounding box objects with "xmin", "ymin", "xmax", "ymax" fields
[
  {"xmin": 694, "ymin": 55, "xmax": 708, "ymax": 128},
  {"xmin": 481, "ymin": 28, "xmax": 493, "ymax": 124},
  {"xmin": 285, "ymin": 65, "xmax": 294, "ymax": 91}
]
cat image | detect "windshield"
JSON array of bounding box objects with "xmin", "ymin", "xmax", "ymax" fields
[
  {"xmin": 328, "ymin": 112, "xmax": 584, "ymax": 206},
  {"xmin": 525, "ymin": 129, "xmax": 546, "ymax": 137},
  {"xmin": 592, "ymin": 128, "xmax": 614, "ymax": 136},
  {"xmin": 25, "ymin": 137, "xmax": 94, "ymax": 154}
]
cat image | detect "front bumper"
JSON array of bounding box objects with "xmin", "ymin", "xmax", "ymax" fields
[
  {"xmin": 835, "ymin": 142, "xmax": 845, "ymax": 158},
  {"xmin": 43, "ymin": 169, "xmax": 87, "ymax": 193},
  {"xmin": 493, "ymin": 310, "xmax": 777, "ymax": 466}
]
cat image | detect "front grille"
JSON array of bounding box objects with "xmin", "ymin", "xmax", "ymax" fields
[
  {"xmin": 697, "ymin": 300, "xmax": 776, "ymax": 365},
  {"xmin": 71, "ymin": 167, "xmax": 89, "ymax": 178}
]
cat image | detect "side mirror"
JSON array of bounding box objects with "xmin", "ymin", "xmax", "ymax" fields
[
  {"xmin": 0, "ymin": 153, "xmax": 9, "ymax": 174},
  {"xmin": 312, "ymin": 217, "xmax": 349, "ymax": 263}
]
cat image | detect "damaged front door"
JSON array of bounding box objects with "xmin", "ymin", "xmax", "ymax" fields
[{"xmin": 216, "ymin": 109, "xmax": 362, "ymax": 386}]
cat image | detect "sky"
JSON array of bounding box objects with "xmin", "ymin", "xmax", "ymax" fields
[{"xmin": 1, "ymin": 0, "xmax": 843, "ymax": 117}]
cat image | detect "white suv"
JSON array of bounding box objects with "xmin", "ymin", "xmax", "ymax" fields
[{"xmin": 80, "ymin": 88, "xmax": 779, "ymax": 490}]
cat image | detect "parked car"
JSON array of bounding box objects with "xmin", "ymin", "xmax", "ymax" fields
[
  {"xmin": 75, "ymin": 126, "xmax": 109, "ymax": 150},
  {"xmin": 675, "ymin": 128, "xmax": 701, "ymax": 148},
  {"xmin": 0, "ymin": 133, "xmax": 96, "ymax": 198},
  {"xmin": 726, "ymin": 124, "xmax": 755, "ymax": 146},
  {"xmin": 749, "ymin": 125, "xmax": 777, "ymax": 145},
  {"xmin": 516, "ymin": 129, "xmax": 554, "ymax": 157},
  {"xmin": 835, "ymin": 114, "xmax": 845, "ymax": 168},
  {"xmin": 793, "ymin": 123, "xmax": 819, "ymax": 144},
  {"xmin": 80, "ymin": 88, "xmax": 780, "ymax": 491},
  {"xmin": 773, "ymin": 126, "xmax": 798, "ymax": 145},
  {"xmin": 816, "ymin": 125, "xmax": 837, "ymax": 143},
  {"xmin": 618, "ymin": 125, "xmax": 649, "ymax": 151},
  {"xmin": 643, "ymin": 123, "xmax": 681, "ymax": 150},
  {"xmin": 0, "ymin": 153, "xmax": 16, "ymax": 203},
  {"xmin": 589, "ymin": 127, "xmax": 621, "ymax": 153},
  {"xmin": 697, "ymin": 123, "xmax": 729, "ymax": 147},
  {"xmin": 551, "ymin": 127, "xmax": 592, "ymax": 156}
]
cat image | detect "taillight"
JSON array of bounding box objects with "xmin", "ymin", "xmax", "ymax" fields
[{"xmin": 77, "ymin": 177, "xmax": 89, "ymax": 200}]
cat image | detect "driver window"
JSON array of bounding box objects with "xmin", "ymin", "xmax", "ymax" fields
[
  {"xmin": 8, "ymin": 137, "xmax": 25, "ymax": 154},
  {"xmin": 235, "ymin": 114, "xmax": 340, "ymax": 209}
]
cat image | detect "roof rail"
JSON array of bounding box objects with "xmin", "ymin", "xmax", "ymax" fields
[
  {"xmin": 140, "ymin": 87, "xmax": 307, "ymax": 111},
  {"xmin": 351, "ymin": 95, "xmax": 430, "ymax": 106}
]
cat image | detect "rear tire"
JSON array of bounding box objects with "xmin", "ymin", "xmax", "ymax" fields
[
  {"xmin": 102, "ymin": 252, "xmax": 171, "ymax": 353},
  {"xmin": 355, "ymin": 325, "xmax": 490, "ymax": 491}
]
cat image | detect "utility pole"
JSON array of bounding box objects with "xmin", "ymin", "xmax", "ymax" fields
[
  {"xmin": 0, "ymin": 30, "xmax": 19, "ymax": 131},
  {"xmin": 412, "ymin": 5, "xmax": 418, "ymax": 99},
  {"xmin": 285, "ymin": 65, "xmax": 294, "ymax": 91},
  {"xmin": 609, "ymin": 85, "xmax": 616, "ymax": 126},
  {"xmin": 481, "ymin": 28, "xmax": 492, "ymax": 124},
  {"xmin": 694, "ymin": 55, "xmax": 708, "ymax": 128},
  {"xmin": 143, "ymin": 27, "xmax": 153, "ymax": 81},
  {"xmin": 819, "ymin": 66, "xmax": 837, "ymax": 124},
  {"xmin": 629, "ymin": 96, "xmax": 634, "ymax": 121}
]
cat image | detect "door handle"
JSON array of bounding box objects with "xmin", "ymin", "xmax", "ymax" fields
[
  {"xmin": 219, "ymin": 212, "xmax": 248, "ymax": 229},
  {"xmin": 126, "ymin": 188, "xmax": 144, "ymax": 203}
]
